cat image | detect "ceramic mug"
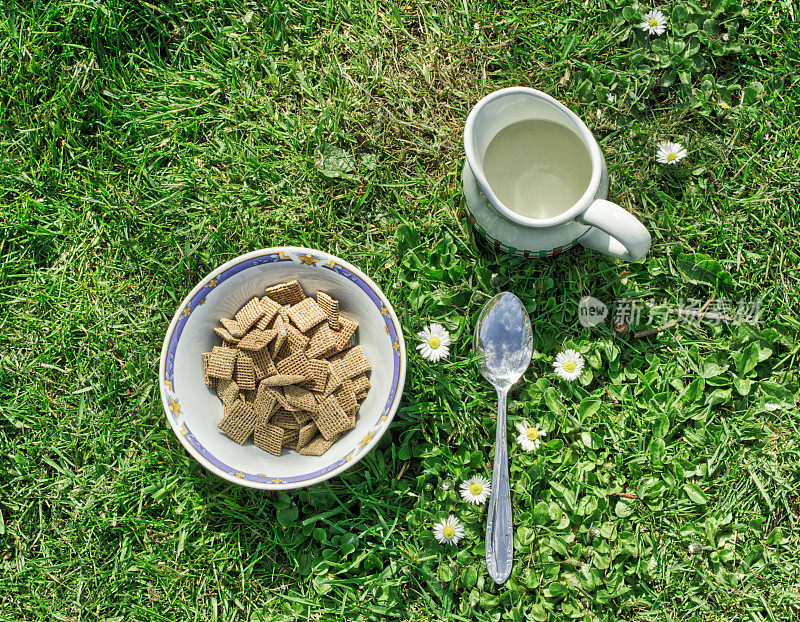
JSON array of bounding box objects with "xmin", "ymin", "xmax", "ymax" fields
[{"xmin": 463, "ymin": 87, "xmax": 651, "ymax": 261}]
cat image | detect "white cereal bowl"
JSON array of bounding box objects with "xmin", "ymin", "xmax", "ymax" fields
[{"xmin": 159, "ymin": 247, "xmax": 407, "ymax": 490}]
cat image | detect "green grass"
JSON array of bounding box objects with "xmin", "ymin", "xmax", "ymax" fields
[{"xmin": 1, "ymin": 0, "xmax": 799, "ymax": 620}]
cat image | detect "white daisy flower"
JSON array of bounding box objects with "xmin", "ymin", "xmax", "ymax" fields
[
  {"xmin": 639, "ymin": 9, "xmax": 668, "ymax": 35},
  {"xmin": 432, "ymin": 514, "xmax": 465, "ymax": 545},
  {"xmin": 515, "ymin": 420, "xmax": 547, "ymax": 452},
  {"xmin": 553, "ymin": 349, "xmax": 584, "ymax": 382},
  {"xmin": 460, "ymin": 475, "xmax": 491, "ymax": 505},
  {"xmin": 655, "ymin": 140, "xmax": 688, "ymax": 164},
  {"xmin": 416, "ymin": 323, "xmax": 451, "ymax": 362}
]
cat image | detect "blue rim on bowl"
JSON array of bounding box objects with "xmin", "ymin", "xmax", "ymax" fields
[{"xmin": 158, "ymin": 247, "xmax": 407, "ymax": 490}]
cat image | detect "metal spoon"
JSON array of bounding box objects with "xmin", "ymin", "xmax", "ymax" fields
[{"xmin": 473, "ymin": 292, "xmax": 533, "ymax": 584}]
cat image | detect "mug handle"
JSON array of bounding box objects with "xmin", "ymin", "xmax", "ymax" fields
[{"xmin": 576, "ymin": 199, "xmax": 651, "ymax": 262}]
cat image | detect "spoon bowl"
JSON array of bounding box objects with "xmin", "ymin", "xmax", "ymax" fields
[
  {"xmin": 473, "ymin": 292, "xmax": 533, "ymax": 584},
  {"xmin": 474, "ymin": 293, "xmax": 534, "ymax": 388}
]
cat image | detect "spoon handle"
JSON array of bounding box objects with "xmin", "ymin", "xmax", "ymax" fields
[{"xmin": 486, "ymin": 387, "xmax": 513, "ymax": 584}]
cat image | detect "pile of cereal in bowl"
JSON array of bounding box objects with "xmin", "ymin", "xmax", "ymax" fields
[{"xmin": 201, "ymin": 280, "xmax": 371, "ymax": 456}]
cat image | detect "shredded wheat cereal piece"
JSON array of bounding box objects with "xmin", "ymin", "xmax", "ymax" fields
[
  {"xmin": 301, "ymin": 359, "xmax": 329, "ymax": 392},
  {"xmin": 254, "ymin": 423, "xmax": 284, "ymax": 455},
  {"xmin": 316, "ymin": 292, "xmax": 340, "ymax": 331},
  {"xmin": 265, "ymin": 280, "xmax": 305, "ymax": 306},
  {"xmin": 203, "ymin": 352, "xmax": 216, "ymax": 388},
  {"xmin": 271, "ymin": 410, "xmax": 304, "ymax": 430},
  {"xmin": 270, "ymin": 312, "xmax": 284, "ymax": 330},
  {"xmin": 278, "ymin": 305, "xmax": 290, "ymax": 325},
  {"xmin": 214, "ymin": 326, "xmax": 240, "ymax": 344},
  {"xmin": 269, "ymin": 315, "xmax": 287, "ymax": 357},
  {"xmin": 351, "ymin": 374, "xmax": 370, "ymax": 395},
  {"xmin": 285, "ymin": 324, "xmax": 309, "ymax": 354},
  {"xmin": 286, "ymin": 298, "xmax": 327, "ymax": 333},
  {"xmin": 254, "ymin": 296, "xmax": 281, "ymax": 329},
  {"xmin": 322, "ymin": 361, "xmax": 343, "ymax": 398},
  {"xmin": 332, "ymin": 345, "xmax": 370, "ymax": 379},
  {"xmin": 276, "ymin": 352, "xmax": 311, "ymax": 380},
  {"xmin": 298, "ymin": 422, "xmax": 319, "ymax": 448},
  {"xmin": 299, "ymin": 434, "xmax": 338, "ymax": 456},
  {"xmin": 292, "ymin": 410, "xmax": 313, "ymax": 425},
  {"xmin": 314, "ymin": 395, "xmax": 352, "ymax": 440},
  {"xmin": 282, "ymin": 428, "xmax": 301, "ymax": 449},
  {"xmin": 283, "ymin": 384, "xmax": 317, "ymax": 412},
  {"xmin": 332, "ymin": 316, "xmax": 358, "ymax": 352},
  {"xmin": 242, "ymin": 387, "xmax": 259, "ymax": 402},
  {"xmin": 218, "ymin": 399, "xmax": 257, "ymax": 444},
  {"xmin": 306, "ymin": 323, "xmax": 337, "ymax": 358},
  {"xmin": 234, "ymin": 297, "xmax": 265, "ymax": 331},
  {"xmin": 260, "ymin": 374, "xmax": 306, "ymax": 387},
  {"xmin": 268, "ymin": 387, "xmax": 298, "ymax": 412},
  {"xmin": 216, "ymin": 378, "xmax": 239, "ymax": 407},
  {"xmin": 254, "ymin": 382, "xmax": 278, "ymax": 422},
  {"xmin": 276, "ymin": 339, "xmax": 293, "ymax": 360},
  {"xmin": 234, "ymin": 354, "xmax": 256, "ymax": 390},
  {"xmin": 249, "ymin": 347, "xmax": 277, "ymax": 380},
  {"xmin": 220, "ymin": 317, "xmax": 247, "ymax": 338},
  {"xmin": 355, "ymin": 390, "xmax": 368, "ymax": 401},
  {"xmin": 237, "ymin": 328, "xmax": 273, "ymax": 351},
  {"xmin": 207, "ymin": 346, "xmax": 238, "ymax": 379},
  {"xmin": 334, "ymin": 379, "xmax": 358, "ymax": 415}
]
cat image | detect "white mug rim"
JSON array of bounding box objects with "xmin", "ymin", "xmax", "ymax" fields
[{"xmin": 464, "ymin": 87, "xmax": 603, "ymax": 229}]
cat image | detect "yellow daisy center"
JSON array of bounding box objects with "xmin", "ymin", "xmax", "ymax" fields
[
  {"xmin": 563, "ymin": 360, "xmax": 576, "ymax": 373},
  {"xmin": 649, "ymin": 18, "xmax": 657, "ymax": 27},
  {"xmin": 667, "ymin": 152, "xmax": 676, "ymax": 161},
  {"xmin": 527, "ymin": 427, "xmax": 540, "ymax": 441},
  {"xmin": 469, "ymin": 482, "xmax": 483, "ymax": 495},
  {"xmin": 442, "ymin": 525, "xmax": 455, "ymax": 538},
  {"xmin": 427, "ymin": 336, "xmax": 441, "ymax": 349}
]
